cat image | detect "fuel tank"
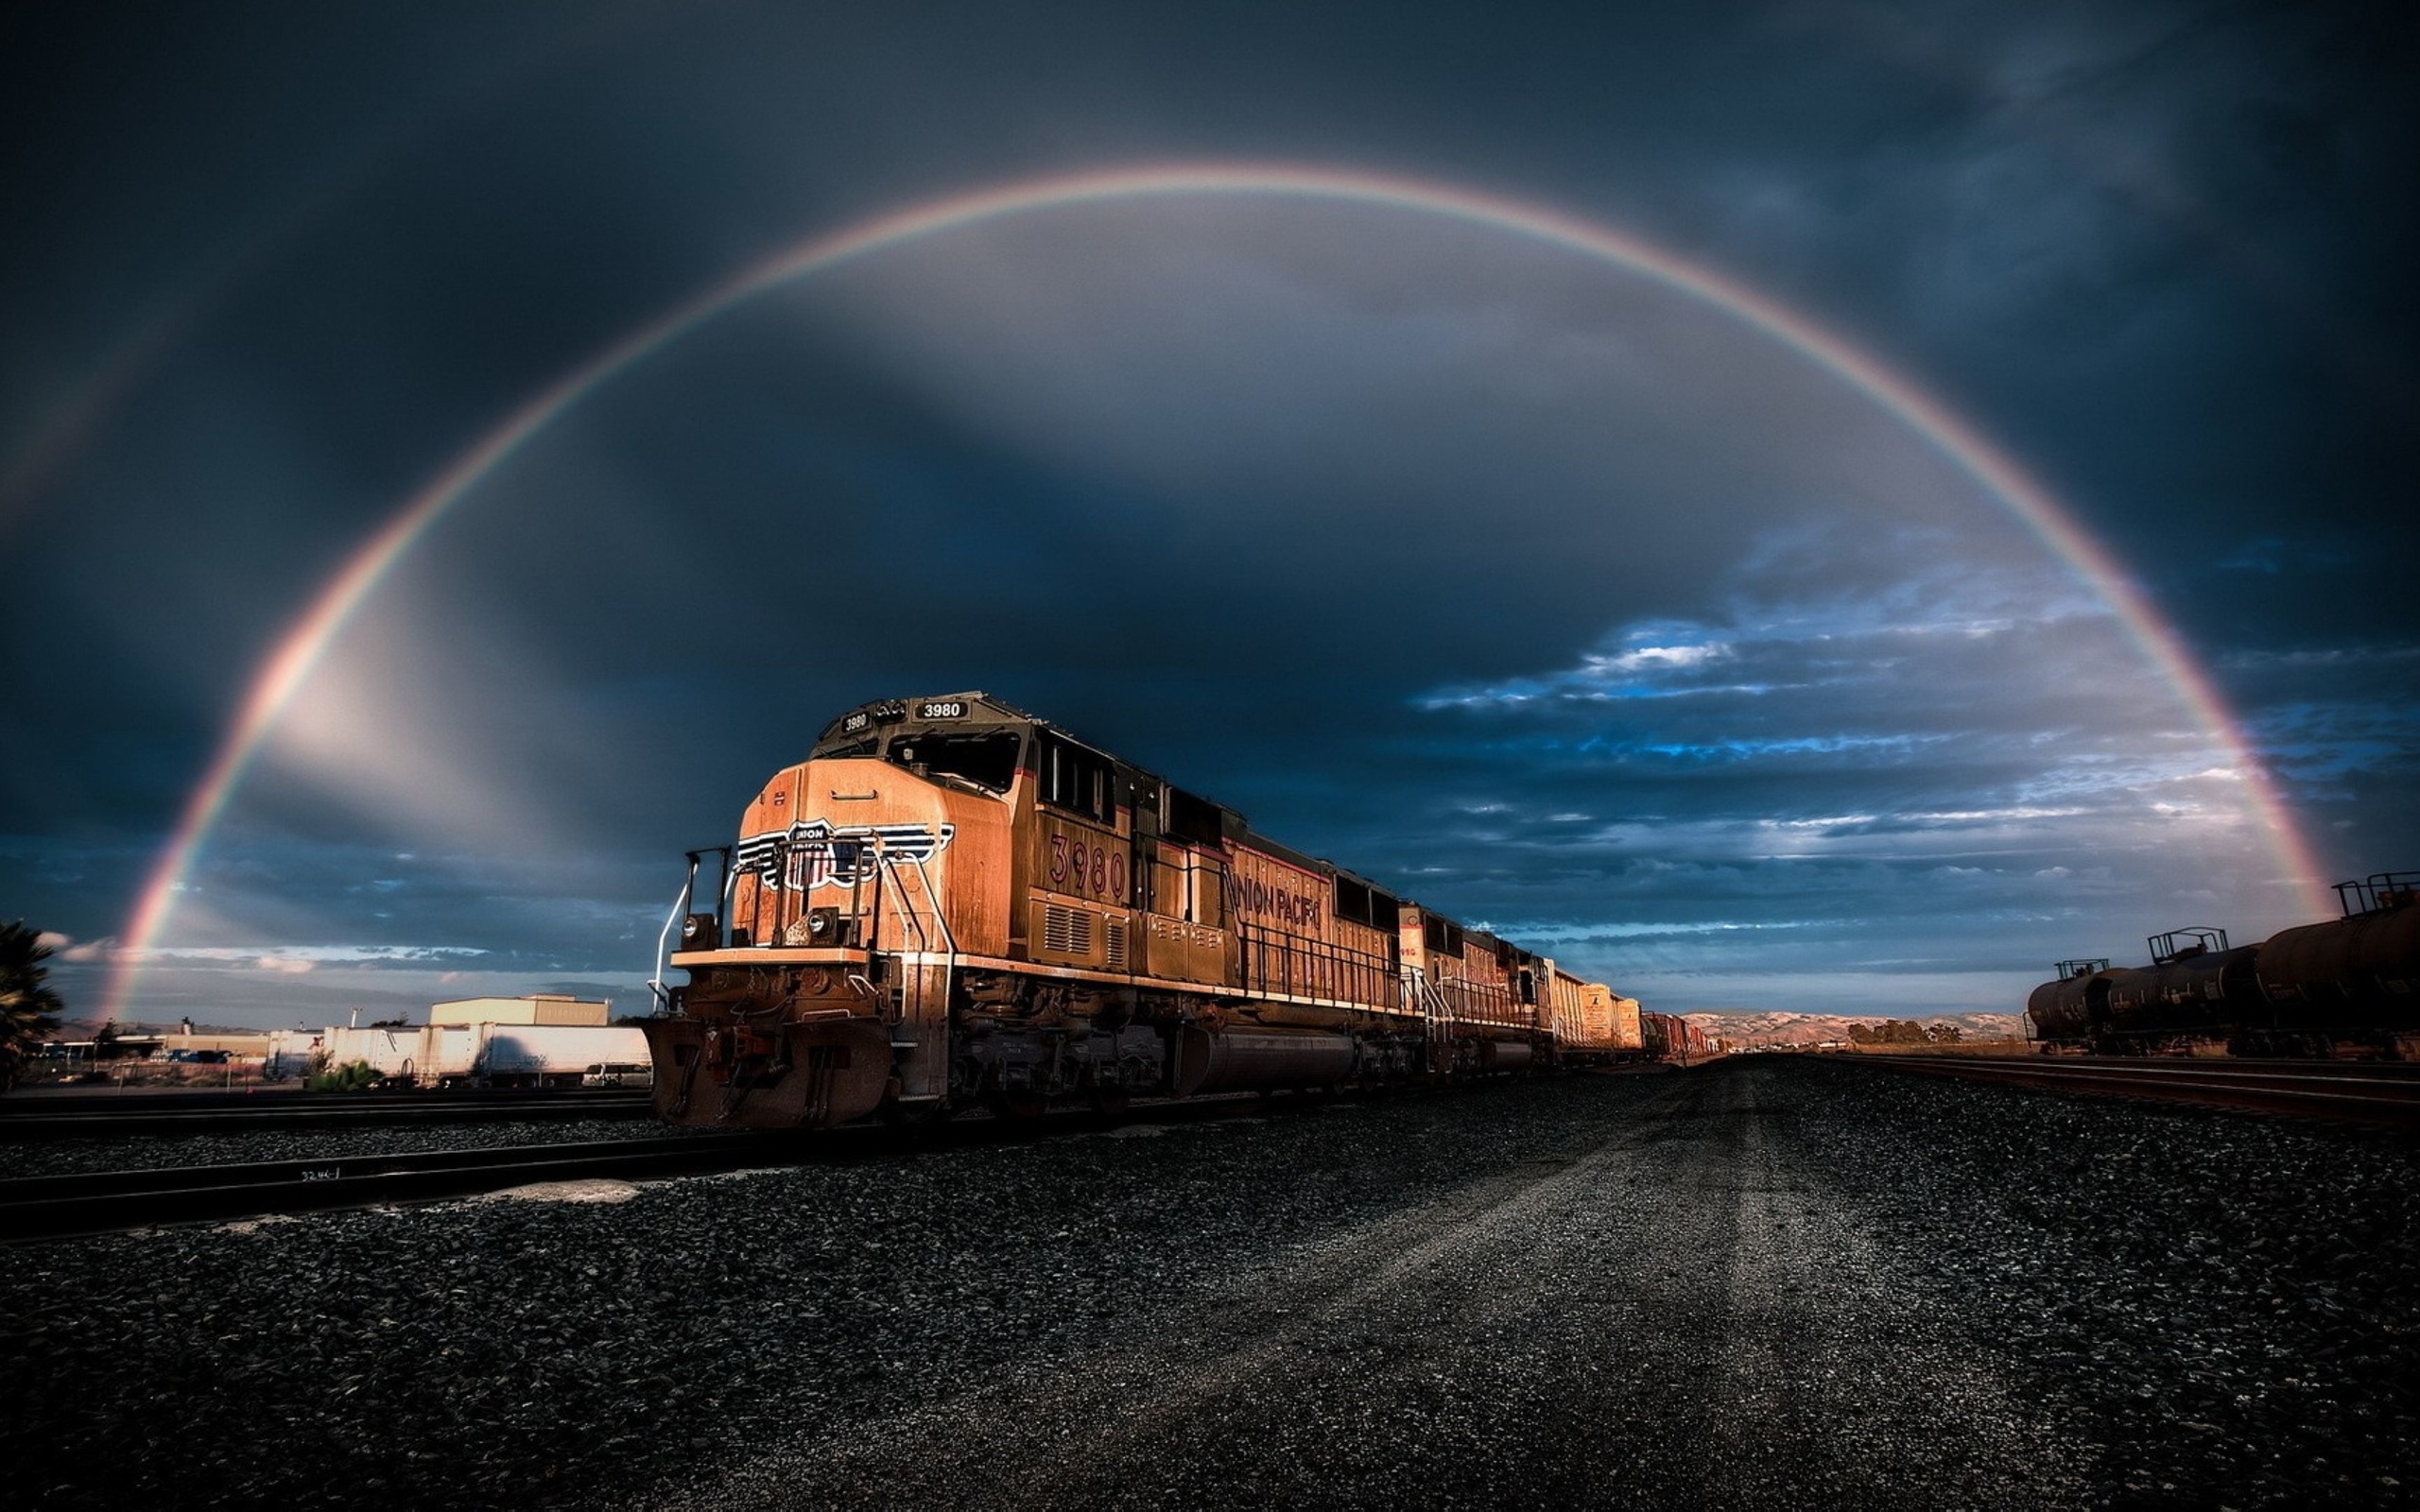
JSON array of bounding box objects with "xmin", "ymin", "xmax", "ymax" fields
[
  {"xmin": 1174, "ymin": 1026, "xmax": 1357, "ymax": 1096},
  {"xmin": 1477, "ymin": 1039, "xmax": 1535, "ymax": 1071}
]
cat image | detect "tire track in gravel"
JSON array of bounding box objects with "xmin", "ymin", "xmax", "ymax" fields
[
  {"xmin": 1690, "ymin": 1066, "xmax": 2089, "ymax": 1509},
  {"xmin": 651, "ymin": 1082, "xmax": 1695, "ymax": 1512},
  {"xmin": 652, "ymin": 1065, "xmax": 2082, "ymax": 1510}
]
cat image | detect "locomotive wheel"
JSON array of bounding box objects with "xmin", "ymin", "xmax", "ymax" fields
[{"xmin": 1088, "ymin": 1088, "xmax": 1132, "ymax": 1115}]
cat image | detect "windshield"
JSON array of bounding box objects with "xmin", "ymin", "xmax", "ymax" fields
[{"xmin": 887, "ymin": 730, "xmax": 1022, "ymax": 794}]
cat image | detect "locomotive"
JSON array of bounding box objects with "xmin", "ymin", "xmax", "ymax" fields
[
  {"xmin": 2026, "ymin": 872, "xmax": 2420, "ymax": 1057},
  {"xmin": 641, "ymin": 693, "xmax": 1651, "ymax": 1129}
]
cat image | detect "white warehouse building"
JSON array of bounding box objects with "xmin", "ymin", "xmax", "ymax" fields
[
  {"xmin": 429, "ymin": 994, "xmax": 611, "ymax": 1027},
  {"xmin": 268, "ymin": 995, "xmax": 647, "ymax": 1088}
]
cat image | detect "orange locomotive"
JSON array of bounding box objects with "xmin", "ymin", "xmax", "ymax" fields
[{"xmin": 643, "ymin": 693, "xmax": 1650, "ymax": 1128}]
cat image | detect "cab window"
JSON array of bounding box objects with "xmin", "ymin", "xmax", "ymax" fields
[
  {"xmin": 1039, "ymin": 733, "xmax": 1114, "ymax": 822},
  {"xmin": 889, "ymin": 730, "xmax": 1022, "ymax": 793},
  {"xmin": 1163, "ymin": 787, "xmax": 1224, "ymax": 847},
  {"xmin": 1333, "ymin": 877, "xmax": 1399, "ymax": 931}
]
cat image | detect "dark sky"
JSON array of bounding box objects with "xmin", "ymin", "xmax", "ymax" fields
[{"xmin": 5, "ymin": 0, "xmax": 2414, "ymax": 1027}]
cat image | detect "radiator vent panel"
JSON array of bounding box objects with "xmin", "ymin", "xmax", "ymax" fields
[{"xmin": 1043, "ymin": 903, "xmax": 1094, "ymax": 957}]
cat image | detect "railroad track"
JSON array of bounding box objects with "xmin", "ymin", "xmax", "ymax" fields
[
  {"xmin": 0, "ymin": 1133, "xmax": 800, "ymax": 1242},
  {"xmin": 0, "ymin": 1092, "xmax": 1297, "ymax": 1242},
  {"xmin": 1856, "ymin": 1055, "xmax": 2420, "ymax": 1129},
  {"xmin": 0, "ymin": 1090, "xmax": 654, "ymax": 1140}
]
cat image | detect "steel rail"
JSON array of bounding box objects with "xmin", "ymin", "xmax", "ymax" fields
[
  {"xmin": 0, "ymin": 1133, "xmax": 820, "ymax": 1243},
  {"xmin": 0, "ymin": 1091, "xmax": 1310, "ymax": 1243},
  {"xmin": 0, "ymin": 1088, "xmax": 656, "ymax": 1115},
  {"xmin": 1853, "ymin": 1055, "xmax": 2420, "ymax": 1129},
  {"xmin": 0, "ymin": 1091, "xmax": 654, "ymax": 1141}
]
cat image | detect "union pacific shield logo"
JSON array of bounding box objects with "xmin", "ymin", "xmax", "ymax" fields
[{"xmin": 737, "ymin": 819, "xmax": 955, "ymax": 892}]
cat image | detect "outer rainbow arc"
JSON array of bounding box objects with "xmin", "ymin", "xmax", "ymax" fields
[{"xmin": 102, "ymin": 161, "xmax": 2329, "ymax": 1019}]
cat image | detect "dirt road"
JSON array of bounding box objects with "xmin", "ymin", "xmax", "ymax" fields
[{"xmin": 662, "ymin": 1068, "xmax": 2076, "ymax": 1509}]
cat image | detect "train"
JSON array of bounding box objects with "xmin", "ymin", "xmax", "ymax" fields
[
  {"xmin": 2025, "ymin": 871, "xmax": 2420, "ymax": 1057},
  {"xmin": 640, "ymin": 693, "xmax": 1668, "ymax": 1129}
]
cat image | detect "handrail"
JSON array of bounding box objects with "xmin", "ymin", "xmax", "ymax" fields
[
  {"xmin": 1399, "ymin": 968, "xmax": 1522, "ymax": 1029},
  {"xmin": 1236, "ymin": 922, "xmax": 1394, "ymax": 1010},
  {"xmin": 1402, "ymin": 966, "xmax": 1453, "ymax": 1042},
  {"xmin": 715, "ymin": 847, "xmax": 737, "ymax": 940},
  {"xmin": 648, "ymin": 853, "xmax": 702, "ymax": 1012},
  {"xmin": 905, "ymin": 851, "xmax": 959, "ymax": 956},
  {"xmin": 873, "ymin": 841, "xmax": 957, "ymax": 1060}
]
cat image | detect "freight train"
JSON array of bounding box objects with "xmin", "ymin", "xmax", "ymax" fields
[
  {"xmin": 2026, "ymin": 872, "xmax": 2420, "ymax": 1057},
  {"xmin": 641, "ymin": 693, "xmax": 1664, "ymax": 1129}
]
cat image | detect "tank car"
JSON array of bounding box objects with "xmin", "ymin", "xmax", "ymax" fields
[
  {"xmin": 2026, "ymin": 927, "xmax": 2253, "ymax": 1055},
  {"xmin": 2245, "ymin": 872, "xmax": 2420, "ymax": 1057},
  {"xmin": 2024, "ymin": 957, "xmax": 2110, "ymax": 1051},
  {"xmin": 2025, "ymin": 873, "xmax": 2420, "ymax": 1058},
  {"xmin": 2102, "ymin": 928, "xmax": 2261, "ymax": 1054},
  {"xmin": 640, "ymin": 694, "xmax": 1647, "ymax": 1128}
]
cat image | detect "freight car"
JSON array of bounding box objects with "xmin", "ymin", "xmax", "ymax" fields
[
  {"xmin": 2026, "ymin": 872, "xmax": 2420, "ymax": 1058},
  {"xmin": 1639, "ymin": 1010, "xmax": 1709, "ymax": 1065},
  {"xmin": 641, "ymin": 693, "xmax": 1659, "ymax": 1128},
  {"xmin": 1553, "ymin": 975, "xmax": 1647, "ymax": 1065}
]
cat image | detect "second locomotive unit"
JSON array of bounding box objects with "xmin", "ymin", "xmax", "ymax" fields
[{"xmin": 642, "ymin": 694, "xmax": 1647, "ymax": 1128}]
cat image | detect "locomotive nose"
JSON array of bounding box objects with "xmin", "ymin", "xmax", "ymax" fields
[{"xmin": 641, "ymin": 1016, "xmax": 893, "ymax": 1129}]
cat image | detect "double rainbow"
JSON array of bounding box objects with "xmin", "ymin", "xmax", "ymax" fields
[{"xmin": 102, "ymin": 162, "xmax": 2326, "ymax": 1016}]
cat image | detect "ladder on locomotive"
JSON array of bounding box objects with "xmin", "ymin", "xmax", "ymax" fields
[
  {"xmin": 1402, "ymin": 966, "xmax": 1456, "ymax": 1047},
  {"xmin": 868, "ymin": 837, "xmax": 957, "ymax": 1056}
]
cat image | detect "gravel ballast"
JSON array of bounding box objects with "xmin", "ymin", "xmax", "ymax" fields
[
  {"xmin": 1787, "ymin": 1057, "xmax": 2420, "ymax": 1506},
  {"xmin": 3, "ymin": 1059, "xmax": 2413, "ymax": 1509}
]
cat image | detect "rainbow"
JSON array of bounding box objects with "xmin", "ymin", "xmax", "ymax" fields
[{"xmin": 102, "ymin": 161, "xmax": 2330, "ymax": 1016}]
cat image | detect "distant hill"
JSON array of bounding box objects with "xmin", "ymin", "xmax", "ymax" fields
[
  {"xmin": 1680, "ymin": 1010, "xmax": 2026, "ymax": 1048},
  {"xmin": 53, "ymin": 1018, "xmax": 259, "ymax": 1039}
]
